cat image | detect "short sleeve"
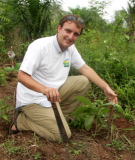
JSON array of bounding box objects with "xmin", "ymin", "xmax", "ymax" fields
[
  {"xmin": 70, "ymin": 45, "xmax": 85, "ymax": 69},
  {"xmin": 19, "ymin": 43, "xmax": 41, "ymax": 75}
]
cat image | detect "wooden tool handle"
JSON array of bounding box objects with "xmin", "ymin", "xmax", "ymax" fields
[{"xmin": 52, "ymin": 103, "xmax": 70, "ymax": 143}]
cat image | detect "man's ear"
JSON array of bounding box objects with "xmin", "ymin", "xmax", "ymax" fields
[{"xmin": 57, "ymin": 25, "xmax": 62, "ymax": 33}]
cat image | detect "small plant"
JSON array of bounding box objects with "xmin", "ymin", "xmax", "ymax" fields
[
  {"xmin": 107, "ymin": 139, "xmax": 126, "ymax": 150},
  {"xmin": 0, "ymin": 63, "xmax": 21, "ymax": 86},
  {"xmin": 115, "ymin": 82, "xmax": 135, "ymax": 113},
  {"xmin": 117, "ymin": 155, "xmax": 123, "ymax": 160},
  {"xmin": 69, "ymin": 149, "xmax": 81, "ymax": 155},
  {"xmin": 53, "ymin": 154, "xmax": 56, "ymax": 158},
  {"xmin": 58, "ymin": 137, "xmax": 62, "ymax": 144},
  {"xmin": 67, "ymin": 141, "xmax": 85, "ymax": 159},
  {"xmin": 4, "ymin": 63, "xmax": 21, "ymax": 73},
  {"xmin": 25, "ymin": 153, "xmax": 30, "ymax": 157},
  {"xmin": 123, "ymin": 134, "xmax": 135, "ymax": 151},
  {"xmin": 0, "ymin": 68, "xmax": 8, "ymax": 86},
  {"xmin": 2, "ymin": 139, "xmax": 20, "ymax": 156},
  {"xmin": 70, "ymin": 96, "xmax": 123, "ymax": 136},
  {"xmin": 130, "ymin": 144, "xmax": 135, "ymax": 151},
  {"xmin": 34, "ymin": 152, "xmax": 41, "ymax": 159},
  {"xmin": 0, "ymin": 97, "xmax": 13, "ymax": 122},
  {"xmin": 33, "ymin": 133, "xmax": 41, "ymax": 146}
]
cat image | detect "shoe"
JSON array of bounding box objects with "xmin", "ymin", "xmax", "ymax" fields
[{"xmin": 9, "ymin": 110, "xmax": 21, "ymax": 135}]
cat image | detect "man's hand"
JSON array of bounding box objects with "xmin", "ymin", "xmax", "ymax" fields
[
  {"xmin": 18, "ymin": 71, "xmax": 61, "ymax": 103},
  {"xmin": 104, "ymin": 87, "xmax": 118, "ymax": 104},
  {"xmin": 42, "ymin": 88, "xmax": 61, "ymax": 103},
  {"xmin": 78, "ymin": 64, "xmax": 118, "ymax": 104}
]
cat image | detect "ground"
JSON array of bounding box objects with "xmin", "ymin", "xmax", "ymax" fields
[{"xmin": 0, "ymin": 73, "xmax": 135, "ymax": 160}]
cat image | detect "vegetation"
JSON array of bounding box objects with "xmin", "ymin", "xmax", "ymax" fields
[{"xmin": 0, "ymin": 0, "xmax": 135, "ymax": 159}]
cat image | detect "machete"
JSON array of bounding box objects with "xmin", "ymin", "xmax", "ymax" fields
[{"xmin": 52, "ymin": 103, "xmax": 70, "ymax": 143}]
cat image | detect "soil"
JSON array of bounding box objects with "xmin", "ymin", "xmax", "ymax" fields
[{"xmin": 0, "ymin": 74, "xmax": 135, "ymax": 160}]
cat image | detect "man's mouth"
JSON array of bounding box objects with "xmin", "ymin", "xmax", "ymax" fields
[{"xmin": 65, "ymin": 38, "xmax": 72, "ymax": 44}]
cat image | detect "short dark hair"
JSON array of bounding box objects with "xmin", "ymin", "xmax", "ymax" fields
[{"xmin": 58, "ymin": 14, "xmax": 85, "ymax": 34}]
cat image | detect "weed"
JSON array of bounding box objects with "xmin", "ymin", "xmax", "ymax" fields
[
  {"xmin": 93, "ymin": 155, "xmax": 98, "ymax": 157},
  {"xmin": 33, "ymin": 152, "xmax": 41, "ymax": 159},
  {"xmin": 25, "ymin": 153, "xmax": 29, "ymax": 157},
  {"xmin": 58, "ymin": 137, "xmax": 62, "ymax": 144},
  {"xmin": 117, "ymin": 155, "xmax": 123, "ymax": 160},
  {"xmin": 107, "ymin": 139, "xmax": 126, "ymax": 150},
  {"xmin": 2, "ymin": 139, "xmax": 20, "ymax": 156},
  {"xmin": 34, "ymin": 132, "xmax": 41, "ymax": 146},
  {"xmin": 53, "ymin": 154, "xmax": 56, "ymax": 158},
  {"xmin": 0, "ymin": 97, "xmax": 13, "ymax": 122},
  {"xmin": 0, "ymin": 68, "xmax": 8, "ymax": 86},
  {"xmin": 67, "ymin": 140, "xmax": 85, "ymax": 159},
  {"xmin": 0, "ymin": 63, "xmax": 21, "ymax": 86}
]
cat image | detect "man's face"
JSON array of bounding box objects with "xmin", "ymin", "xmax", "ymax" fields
[{"xmin": 57, "ymin": 21, "xmax": 82, "ymax": 51}]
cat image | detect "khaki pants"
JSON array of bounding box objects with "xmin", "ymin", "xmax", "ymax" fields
[{"xmin": 17, "ymin": 75, "xmax": 90, "ymax": 141}]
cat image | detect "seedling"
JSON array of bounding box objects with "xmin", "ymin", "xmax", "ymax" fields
[
  {"xmin": 34, "ymin": 152, "xmax": 41, "ymax": 159},
  {"xmin": 33, "ymin": 133, "xmax": 41, "ymax": 146},
  {"xmin": 70, "ymin": 96, "xmax": 123, "ymax": 137},
  {"xmin": 0, "ymin": 97, "xmax": 13, "ymax": 122},
  {"xmin": 107, "ymin": 139, "xmax": 126, "ymax": 150}
]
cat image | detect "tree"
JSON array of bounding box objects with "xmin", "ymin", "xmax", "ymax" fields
[
  {"xmin": 45, "ymin": 1, "xmax": 66, "ymax": 36},
  {"xmin": 123, "ymin": 0, "xmax": 135, "ymax": 40},
  {"xmin": 69, "ymin": 5, "xmax": 108, "ymax": 31},
  {"xmin": 4, "ymin": 0, "xmax": 53, "ymax": 41},
  {"xmin": 0, "ymin": 0, "xmax": 11, "ymax": 42}
]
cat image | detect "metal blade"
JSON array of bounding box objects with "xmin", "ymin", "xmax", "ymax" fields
[{"xmin": 52, "ymin": 103, "xmax": 70, "ymax": 143}]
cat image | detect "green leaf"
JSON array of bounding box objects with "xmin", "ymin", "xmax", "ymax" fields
[
  {"xmin": 114, "ymin": 104, "xmax": 124, "ymax": 114},
  {"xmin": 4, "ymin": 67, "xmax": 14, "ymax": 72},
  {"xmin": 133, "ymin": 105, "xmax": 135, "ymax": 109},
  {"xmin": 2, "ymin": 115, "xmax": 8, "ymax": 121},
  {"xmin": 14, "ymin": 63, "xmax": 21, "ymax": 70},
  {"xmin": 97, "ymin": 103, "xmax": 113, "ymax": 112},
  {"xmin": 71, "ymin": 106, "xmax": 89, "ymax": 116},
  {"xmin": 89, "ymin": 108, "xmax": 98, "ymax": 114},
  {"xmin": 104, "ymin": 40, "xmax": 107, "ymax": 43},
  {"xmin": 100, "ymin": 118, "xmax": 108, "ymax": 129},
  {"xmin": 104, "ymin": 52, "xmax": 109, "ymax": 59},
  {"xmin": 123, "ymin": 134, "xmax": 131, "ymax": 145},
  {"xmin": 124, "ymin": 35, "xmax": 129, "ymax": 40},
  {"xmin": 100, "ymin": 108, "xmax": 110, "ymax": 114},
  {"xmin": 84, "ymin": 115, "xmax": 94, "ymax": 131},
  {"xmin": 76, "ymin": 96, "xmax": 92, "ymax": 106}
]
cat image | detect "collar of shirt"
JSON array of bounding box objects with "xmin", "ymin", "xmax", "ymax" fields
[{"xmin": 53, "ymin": 34, "xmax": 68, "ymax": 53}]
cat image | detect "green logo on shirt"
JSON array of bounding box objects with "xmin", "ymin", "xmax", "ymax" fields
[{"xmin": 63, "ymin": 59, "xmax": 69, "ymax": 67}]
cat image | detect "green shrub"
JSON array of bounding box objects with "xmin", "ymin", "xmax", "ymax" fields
[{"xmin": 0, "ymin": 97, "xmax": 13, "ymax": 122}]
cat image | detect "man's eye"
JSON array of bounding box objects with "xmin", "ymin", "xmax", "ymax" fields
[
  {"xmin": 74, "ymin": 33, "xmax": 79, "ymax": 37},
  {"xmin": 66, "ymin": 30, "xmax": 70, "ymax": 33}
]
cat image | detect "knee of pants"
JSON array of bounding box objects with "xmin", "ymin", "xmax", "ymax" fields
[{"xmin": 78, "ymin": 75, "xmax": 90, "ymax": 90}]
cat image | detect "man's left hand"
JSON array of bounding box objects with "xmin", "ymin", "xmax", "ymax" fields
[{"xmin": 104, "ymin": 87, "xmax": 118, "ymax": 104}]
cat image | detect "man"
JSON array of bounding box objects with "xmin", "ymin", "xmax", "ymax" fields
[{"xmin": 10, "ymin": 15, "xmax": 118, "ymax": 141}]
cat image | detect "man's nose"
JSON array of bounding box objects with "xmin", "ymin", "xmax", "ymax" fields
[{"xmin": 69, "ymin": 33, "xmax": 74, "ymax": 39}]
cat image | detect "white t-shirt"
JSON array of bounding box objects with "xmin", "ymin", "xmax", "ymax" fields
[{"xmin": 16, "ymin": 35, "xmax": 85, "ymax": 108}]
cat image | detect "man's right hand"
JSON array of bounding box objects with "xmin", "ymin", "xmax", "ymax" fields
[
  {"xmin": 18, "ymin": 71, "xmax": 61, "ymax": 103},
  {"xmin": 42, "ymin": 88, "xmax": 61, "ymax": 103}
]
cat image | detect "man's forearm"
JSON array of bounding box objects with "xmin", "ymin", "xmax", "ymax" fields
[
  {"xmin": 17, "ymin": 70, "xmax": 61, "ymax": 103},
  {"xmin": 17, "ymin": 70, "xmax": 46, "ymax": 94},
  {"xmin": 78, "ymin": 64, "xmax": 109, "ymax": 91},
  {"xmin": 78, "ymin": 64, "xmax": 118, "ymax": 104}
]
